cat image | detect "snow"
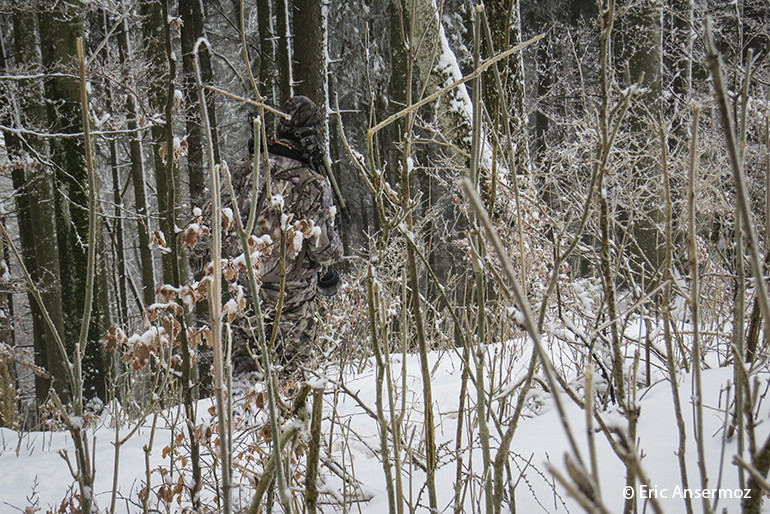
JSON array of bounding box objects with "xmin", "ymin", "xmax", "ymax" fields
[
  {"xmin": 223, "ymin": 298, "xmax": 239, "ymax": 317},
  {"xmin": 68, "ymin": 416, "xmax": 84, "ymax": 430},
  {"xmin": 173, "ymin": 88, "xmax": 184, "ymax": 106},
  {"xmin": 435, "ymin": 4, "xmax": 473, "ymax": 124},
  {"xmin": 292, "ymin": 229, "xmax": 304, "ymax": 253},
  {"xmin": 92, "ymin": 111, "xmax": 111, "ymax": 129},
  {"xmin": 397, "ymin": 221, "xmax": 414, "ymax": 242},
  {"xmin": 1, "ymin": 316, "xmax": 767, "ymax": 513}
]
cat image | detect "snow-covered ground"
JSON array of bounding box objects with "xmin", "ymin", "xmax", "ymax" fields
[{"xmin": 0, "ymin": 340, "xmax": 767, "ymax": 513}]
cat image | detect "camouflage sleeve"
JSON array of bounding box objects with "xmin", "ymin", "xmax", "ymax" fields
[{"xmin": 305, "ymin": 176, "xmax": 343, "ymax": 266}]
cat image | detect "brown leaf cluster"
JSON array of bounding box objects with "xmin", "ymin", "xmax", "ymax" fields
[
  {"xmin": 221, "ymin": 259, "xmax": 238, "ymax": 282},
  {"xmin": 104, "ymin": 301, "xmax": 185, "ymax": 371},
  {"xmin": 150, "ymin": 230, "xmax": 170, "ymax": 254},
  {"xmin": 179, "ymin": 283, "xmax": 205, "ymax": 309},
  {"xmin": 181, "ymin": 214, "xmax": 210, "ymax": 250},
  {"xmin": 157, "ymin": 136, "xmax": 189, "ymax": 164},
  {"xmin": 194, "ymin": 421, "xmax": 215, "ymax": 445},
  {"xmin": 120, "ymin": 329, "xmax": 160, "ymax": 371},
  {"xmin": 103, "ymin": 326, "xmax": 128, "ymax": 352},
  {"xmin": 155, "ymin": 466, "xmax": 185, "ymax": 506},
  {"xmin": 221, "ymin": 207, "xmax": 235, "ymax": 233},
  {"xmin": 188, "ymin": 326, "xmax": 212, "ymax": 349},
  {"xmin": 0, "ymin": 156, "xmax": 38, "ymax": 176},
  {"xmin": 222, "ymin": 283, "xmax": 247, "ymax": 323},
  {"xmin": 248, "ymin": 234, "xmax": 273, "ymax": 255},
  {"xmin": 145, "ymin": 301, "xmax": 183, "ymax": 324}
]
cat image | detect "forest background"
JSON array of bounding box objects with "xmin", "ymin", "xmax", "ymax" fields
[{"xmin": 0, "ymin": 0, "xmax": 770, "ymax": 513}]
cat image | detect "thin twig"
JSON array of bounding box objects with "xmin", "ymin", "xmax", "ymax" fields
[
  {"xmin": 193, "ymin": 36, "xmax": 232, "ymax": 513},
  {"xmin": 460, "ymin": 179, "xmax": 585, "ymax": 467},
  {"xmin": 205, "ymin": 84, "xmax": 289, "ymax": 118},
  {"xmin": 367, "ymin": 33, "xmax": 544, "ymax": 137}
]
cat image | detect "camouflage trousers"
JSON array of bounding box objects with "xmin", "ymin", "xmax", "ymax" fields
[{"xmin": 231, "ymin": 285, "xmax": 318, "ymax": 376}]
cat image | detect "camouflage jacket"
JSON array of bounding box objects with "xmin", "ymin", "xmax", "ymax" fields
[{"xmin": 230, "ymin": 142, "xmax": 343, "ymax": 303}]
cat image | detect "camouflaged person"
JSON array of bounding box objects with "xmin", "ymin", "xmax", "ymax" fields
[{"xmin": 230, "ymin": 96, "xmax": 343, "ymax": 375}]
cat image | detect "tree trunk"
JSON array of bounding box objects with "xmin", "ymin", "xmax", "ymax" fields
[
  {"xmin": 39, "ymin": 1, "xmax": 109, "ymax": 399},
  {"xmin": 0, "ymin": 224, "xmax": 17, "ymax": 428},
  {"xmin": 275, "ymin": 0, "xmax": 293, "ymax": 102},
  {"xmin": 0, "ymin": 34, "xmax": 13, "ymax": 419},
  {"xmin": 615, "ymin": 0, "xmax": 664, "ymax": 290},
  {"xmin": 181, "ymin": 0, "xmax": 219, "ymax": 206},
  {"xmin": 668, "ymin": 0, "xmax": 693, "ymax": 102},
  {"xmin": 141, "ymin": 0, "xmax": 174, "ymax": 284},
  {"xmin": 180, "ymin": 0, "xmax": 206, "ymax": 207},
  {"xmin": 292, "ymin": 0, "xmax": 326, "ymax": 110},
  {"xmin": 9, "ymin": 11, "xmax": 70, "ymax": 403},
  {"xmin": 117, "ymin": 12, "xmax": 156, "ymax": 309},
  {"xmin": 257, "ymin": 0, "xmax": 278, "ymax": 130},
  {"xmin": 485, "ymin": 0, "xmax": 530, "ymax": 173}
]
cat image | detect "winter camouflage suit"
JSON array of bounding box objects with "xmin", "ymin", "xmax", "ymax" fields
[{"xmin": 230, "ymin": 96, "xmax": 342, "ymax": 375}]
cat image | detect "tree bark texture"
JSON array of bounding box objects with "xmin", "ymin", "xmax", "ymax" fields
[{"xmin": 9, "ymin": 11, "xmax": 70, "ymax": 403}]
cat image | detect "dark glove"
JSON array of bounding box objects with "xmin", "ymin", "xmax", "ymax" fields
[{"xmin": 318, "ymin": 267, "xmax": 340, "ymax": 297}]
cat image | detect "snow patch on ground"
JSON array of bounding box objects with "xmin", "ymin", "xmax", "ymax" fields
[{"xmin": 0, "ymin": 343, "xmax": 766, "ymax": 512}]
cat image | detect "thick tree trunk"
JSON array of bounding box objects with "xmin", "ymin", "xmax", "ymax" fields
[
  {"xmin": 9, "ymin": 11, "xmax": 69, "ymax": 403},
  {"xmin": 669, "ymin": 0, "xmax": 693, "ymax": 102},
  {"xmin": 39, "ymin": 1, "xmax": 109, "ymax": 399},
  {"xmin": 181, "ymin": 0, "xmax": 219, "ymax": 206},
  {"xmin": 485, "ymin": 0, "xmax": 530, "ymax": 173},
  {"xmin": 0, "ymin": 28, "xmax": 13, "ymax": 416},
  {"xmin": 0, "ymin": 219, "xmax": 17, "ymax": 428},
  {"xmin": 257, "ymin": 0, "xmax": 278, "ymax": 130},
  {"xmin": 407, "ymin": 0, "xmax": 472, "ymax": 283},
  {"xmin": 275, "ymin": 0, "xmax": 293, "ymax": 102},
  {"xmin": 292, "ymin": 0, "xmax": 326, "ymax": 109},
  {"xmin": 180, "ymin": 0, "xmax": 206, "ymax": 207},
  {"xmin": 39, "ymin": 2, "xmax": 88, "ymax": 332},
  {"xmin": 0, "ymin": 36, "xmax": 12, "ymax": 420},
  {"xmin": 141, "ymin": 0, "xmax": 174, "ymax": 284}
]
